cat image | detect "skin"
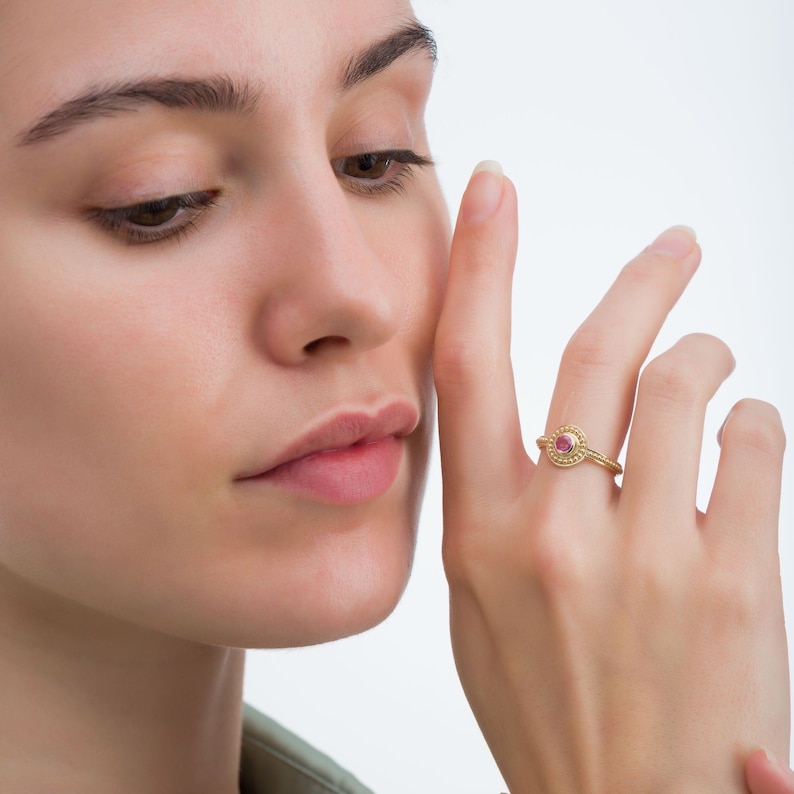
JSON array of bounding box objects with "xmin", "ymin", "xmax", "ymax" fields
[
  {"xmin": 0, "ymin": 1, "xmax": 790, "ymax": 792},
  {"xmin": 0, "ymin": 0, "xmax": 446, "ymax": 790},
  {"xmin": 437, "ymin": 170, "xmax": 790, "ymax": 791}
]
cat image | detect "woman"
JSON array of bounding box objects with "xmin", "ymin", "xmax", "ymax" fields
[{"xmin": 0, "ymin": 0, "xmax": 790, "ymax": 791}]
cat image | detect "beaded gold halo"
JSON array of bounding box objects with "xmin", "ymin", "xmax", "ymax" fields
[{"xmin": 535, "ymin": 424, "xmax": 623, "ymax": 476}]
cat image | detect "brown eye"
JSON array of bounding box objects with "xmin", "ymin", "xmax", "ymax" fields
[
  {"xmin": 127, "ymin": 199, "xmax": 183, "ymax": 227},
  {"xmin": 92, "ymin": 190, "xmax": 218, "ymax": 245},
  {"xmin": 341, "ymin": 153, "xmax": 392, "ymax": 180},
  {"xmin": 331, "ymin": 150, "xmax": 435, "ymax": 197}
]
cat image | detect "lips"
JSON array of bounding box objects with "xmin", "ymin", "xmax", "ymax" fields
[{"xmin": 236, "ymin": 402, "xmax": 419, "ymax": 504}]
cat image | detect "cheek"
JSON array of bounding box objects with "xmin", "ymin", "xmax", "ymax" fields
[
  {"xmin": 366, "ymin": 180, "xmax": 450, "ymax": 359},
  {"xmin": 0, "ymin": 230, "xmax": 255, "ymax": 634},
  {"xmin": 0, "ymin": 182, "xmax": 450, "ymax": 646},
  {"xmin": 0, "ymin": 231, "xmax": 238, "ymax": 539}
]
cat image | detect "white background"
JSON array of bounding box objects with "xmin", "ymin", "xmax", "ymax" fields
[{"xmin": 244, "ymin": 2, "xmax": 794, "ymax": 791}]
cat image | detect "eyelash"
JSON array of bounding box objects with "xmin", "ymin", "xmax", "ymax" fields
[
  {"xmin": 90, "ymin": 149, "xmax": 434, "ymax": 246},
  {"xmin": 331, "ymin": 149, "xmax": 434, "ymax": 197},
  {"xmin": 89, "ymin": 191, "xmax": 219, "ymax": 246}
]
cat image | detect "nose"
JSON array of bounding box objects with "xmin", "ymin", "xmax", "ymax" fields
[{"xmin": 252, "ymin": 167, "xmax": 406, "ymax": 366}]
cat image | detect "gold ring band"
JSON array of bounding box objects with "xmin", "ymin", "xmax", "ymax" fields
[{"xmin": 535, "ymin": 425, "xmax": 623, "ymax": 477}]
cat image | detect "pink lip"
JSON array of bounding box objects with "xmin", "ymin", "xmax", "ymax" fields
[{"xmin": 236, "ymin": 402, "xmax": 419, "ymax": 505}]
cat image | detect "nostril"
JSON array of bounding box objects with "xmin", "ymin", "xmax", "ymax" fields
[{"xmin": 303, "ymin": 335, "xmax": 350, "ymax": 355}]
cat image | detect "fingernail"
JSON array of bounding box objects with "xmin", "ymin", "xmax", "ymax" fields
[
  {"xmin": 646, "ymin": 225, "xmax": 698, "ymax": 258},
  {"xmin": 762, "ymin": 748, "xmax": 779, "ymax": 764},
  {"xmin": 461, "ymin": 160, "xmax": 504, "ymax": 223},
  {"xmin": 717, "ymin": 409, "xmax": 734, "ymax": 447}
]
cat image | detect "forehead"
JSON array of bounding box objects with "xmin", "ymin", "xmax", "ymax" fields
[{"xmin": 0, "ymin": 0, "xmax": 418, "ymax": 136}]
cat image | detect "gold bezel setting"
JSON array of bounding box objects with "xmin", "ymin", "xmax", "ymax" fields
[
  {"xmin": 535, "ymin": 424, "xmax": 623, "ymax": 476},
  {"xmin": 546, "ymin": 425, "xmax": 587, "ymax": 467}
]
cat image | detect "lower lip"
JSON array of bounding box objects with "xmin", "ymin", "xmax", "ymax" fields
[{"xmin": 246, "ymin": 436, "xmax": 404, "ymax": 505}]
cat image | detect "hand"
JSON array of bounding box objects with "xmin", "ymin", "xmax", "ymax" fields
[{"xmin": 434, "ymin": 162, "xmax": 789, "ymax": 793}]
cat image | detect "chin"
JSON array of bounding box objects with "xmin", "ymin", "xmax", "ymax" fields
[
  {"xmin": 92, "ymin": 442, "xmax": 431, "ymax": 649},
  {"xmin": 238, "ymin": 443, "xmax": 429, "ymax": 648},
  {"xmin": 150, "ymin": 506, "xmax": 420, "ymax": 651},
  {"xmin": 257, "ymin": 512, "xmax": 418, "ymax": 649}
]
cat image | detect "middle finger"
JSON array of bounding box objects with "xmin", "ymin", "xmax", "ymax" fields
[{"xmin": 536, "ymin": 226, "xmax": 700, "ymax": 496}]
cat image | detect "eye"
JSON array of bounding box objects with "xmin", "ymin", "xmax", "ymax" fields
[
  {"xmin": 89, "ymin": 190, "xmax": 219, "ymax": 245},
  {"xmin": 340, "ymin": 153, "xmax": 393, "ymax": 180},
  {"xmin": 332, "ymin": 149, "xmax": 434, "ymax": 196},
  {"xmin": 126, "ymin": 200, "xmax": 186, "ymax": 227}
]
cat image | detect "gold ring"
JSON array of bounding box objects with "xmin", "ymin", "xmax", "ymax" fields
[{"xmin": 535, "ymin": 425, "xmax": 623, "ymax": 477}]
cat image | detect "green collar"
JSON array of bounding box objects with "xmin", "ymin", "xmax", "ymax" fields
[{"xmin": 240, "ymin": 704, "xmax": 375, "ymax": 794}]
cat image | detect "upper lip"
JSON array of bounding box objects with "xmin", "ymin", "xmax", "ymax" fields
[{"xmin": 237, "ymin": 401, "xmax": 420, "ymax": 479}]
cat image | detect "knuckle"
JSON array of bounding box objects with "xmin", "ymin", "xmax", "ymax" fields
[
  {"xmin": 561, "ymin": 324, "xmax": 617, "ymax": 383},
  {"xmin": 619, "ymin": 252, "xmax": 672, "ymax": 290},
  {"xmin": 532, "ymin": 546, "xmax": 584, "ymax": 596},
  {"xmin": 442, "ymin": 504, "xmax": 512, "ymax": 588},
  {"xmin": 527, "ymin": 520, "xmax": 589, "ymax": 595},
  {"xmin": 443, "ymin": 498, "xmax": 590, "ymax": 599},
  {"xmin": 639, "ymin": 349, "xmax": 705, "ymax": 411},
  {"xmin": 620, "ymin": 537, "xmax": 686, "ymax": 601},
  {"xmin": 451, "ymin": 245, "xmax": 503, "ymax": 278},
  {"xmin": 705, "ymin": 564, "xmax": 764, "ymax": 627},
  {"xmin": 442, "ymin": 537, "xmax": 484, "ymax": 589},
  {"xmin": 433, "ymin": 340, "xmax": 497, "ymax": 389}
]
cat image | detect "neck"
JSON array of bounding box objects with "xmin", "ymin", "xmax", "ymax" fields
[{"xmin": 0, "ymin": 571, "xmax": 245, "ymax": 794}]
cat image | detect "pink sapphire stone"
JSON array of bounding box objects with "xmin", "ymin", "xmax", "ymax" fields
[{"xmin": 554, "ymin": 433, "xmax": 575, "ymax": 454}]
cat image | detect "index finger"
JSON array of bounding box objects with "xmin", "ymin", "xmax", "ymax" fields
[{"xmin": 434, "ymin": 162, "xmax": 527, "ymax": 514}]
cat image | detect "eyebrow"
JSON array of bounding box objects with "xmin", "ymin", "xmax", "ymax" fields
[
  {"xmin": 17, "ymin": 76, "xmax": 258, "ymax": 146},
  {"xmin": 15, "ymin": 21, "xmax": 437, "ymax": 147},
  {"xmin": 342, "ymin": 20, "xmax": 437, "ymax": 90}
]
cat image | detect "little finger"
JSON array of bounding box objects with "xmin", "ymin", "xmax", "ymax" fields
[{"xmin": 706, "ymin": 398, "xmax": 785, "ymax": 558}]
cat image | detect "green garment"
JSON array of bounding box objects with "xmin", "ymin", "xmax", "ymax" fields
[{"xmin": 239, "ymin": 704, "xmax": 375, "ymax": 794}]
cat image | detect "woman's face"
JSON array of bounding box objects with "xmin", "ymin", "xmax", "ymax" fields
[{"xmin": 0, "ymin": 0, "xmax": 449, "ymax": 646}]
